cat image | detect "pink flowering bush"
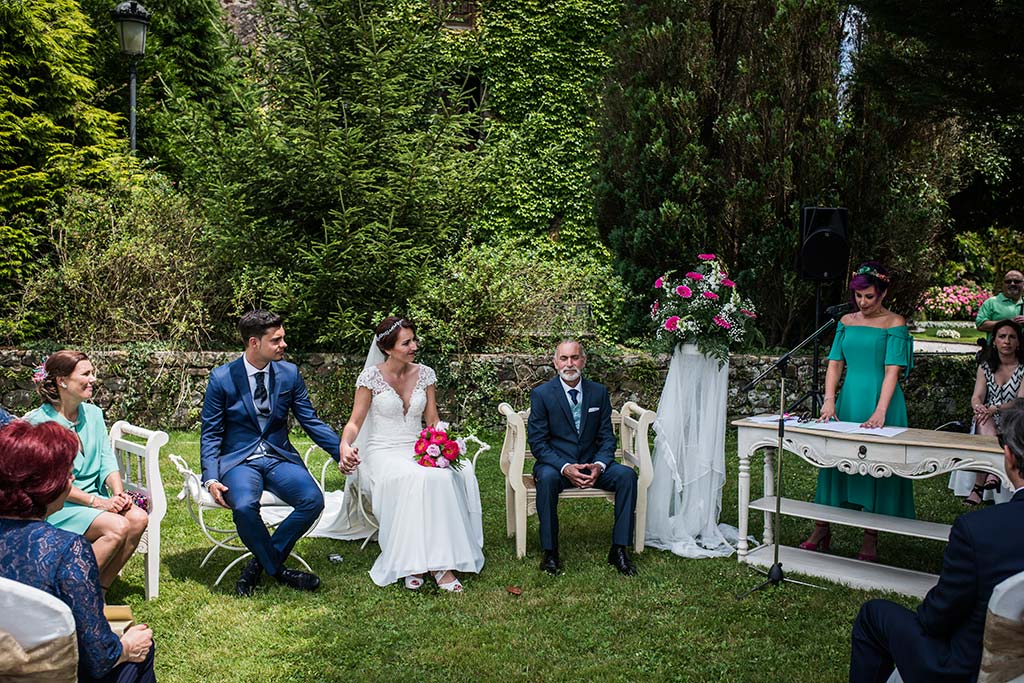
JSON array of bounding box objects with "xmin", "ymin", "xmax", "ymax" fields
[
  {"xmin": 918, "ymin": 282, "xmax": 991, "ymax": 321},
  {"xmin": 650, "ymin": 253, "xmax": 758, "ymax": 362}
]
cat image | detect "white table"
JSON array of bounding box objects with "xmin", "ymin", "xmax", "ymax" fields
[{"xmin": 734, "ymin": 417, "xmax": 1005, "ymax": 597}]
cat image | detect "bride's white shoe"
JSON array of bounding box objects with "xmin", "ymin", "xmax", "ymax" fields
[
  {"xmin": 404, "ymin": 574, "xmax": 424, "ymax": 590},
  {"xmin": 433, "ymin": 570, "xmax": 462, "ymax": 593}
]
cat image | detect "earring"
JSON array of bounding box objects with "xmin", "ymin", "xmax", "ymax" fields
[{"xmin": 61, "ymin": 383, "xmax": 68, "ymax": 388}]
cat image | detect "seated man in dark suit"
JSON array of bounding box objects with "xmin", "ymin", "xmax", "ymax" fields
[
  {"xmin": 201, "ymin": 310, "xmax": 358, "ymax": 596},
  {"xmin": 527, "ymin": 340, "xmax": 638, "ymax": 576},
  {"xmin": 850, "ymin": 399, "xmax": 1024, "ymax": 683}
]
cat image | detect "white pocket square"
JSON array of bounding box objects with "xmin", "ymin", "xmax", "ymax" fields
[{"xmin": 588, "ymin": 407, "xmax": 600, "ymax": 413}]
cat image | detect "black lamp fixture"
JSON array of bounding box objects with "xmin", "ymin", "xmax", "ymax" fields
[{"xmin": 111, "ymin": 1, "xmax": 151, "ymax": 152}]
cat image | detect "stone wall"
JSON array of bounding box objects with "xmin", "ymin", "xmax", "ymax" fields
[{"xmin": 0, "ymin": 348, "xmax": 975, "ymax": 431}]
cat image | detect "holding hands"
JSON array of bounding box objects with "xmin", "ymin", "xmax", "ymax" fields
[
  {"xmin": 339, "ymin": 442, "xmax": 360, "ymax": 474},
  {"xmin": 93, "ymin": 491, "xmax": 133, "ymax": 513},
  {"xmin": 563, "ymin": 463, "xmax": 599, "ymax": 488}
]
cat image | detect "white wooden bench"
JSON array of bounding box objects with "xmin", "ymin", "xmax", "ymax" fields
[
  {"xmin": 498, "ymin": 401, "xmax": 655, "ymax": 558},
  {"xmin": 109, "ymin": 421, "xmax": 168, "ymax": 601}
]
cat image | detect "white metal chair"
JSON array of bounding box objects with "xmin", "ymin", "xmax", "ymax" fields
[
  {"xmin": 498, "ymin": 401, "xmax": 655, "ymax": 558},
  {"xmin": 0, "ymin": 576, "xmax": 77, "ymax": 682},
  {"xmin": 168, "ymin": 453, "xmax": 315, "ymax": 587},
  {"xmin": 109, "ymin": 421, "xmax": 168, "ymax": 601}
]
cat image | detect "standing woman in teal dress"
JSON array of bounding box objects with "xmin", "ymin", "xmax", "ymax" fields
[
  {"xmin": 800, "ymin": 262, "xmax": 915, "ymax": 562},
  {"xmin": 24, "ymin": 351, "xmax": 149, "ymax": 593}
]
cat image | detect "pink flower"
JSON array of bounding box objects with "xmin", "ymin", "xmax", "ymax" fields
[
  {"xmin": 456, "ymin": 438, "xmax": 467, "ymax": 455},
  {"xmin": 442, "ymin": 441, "xmax": 459, "ymax": 460},
  {"xmin": 685, "ymin": 272, "xmax": 704, "ymax": 281},
  {"xmin": 654, "ymin": 277, "xmax": 664, "ymax": 289},
  {"xmin": 414, "ymin": 438, "xmax": 428, "ymax": 455},
  {"xmin": 675, "ymin": 285, "xmax": 692, "ymax": 298},
  {"xmin": 436, "ymin": 456, "xmax": 450, "ymax": 469},
  {"xmin": 651, "ymin": 300, "xmax": 660, "ymax": 317},
  {"xmin": 698, "ymin": 253, "xmax": 716, "ymax": 261},
  {"xmin": 713, "ymin": 316, "xmax": 732, "ymax": 330},
  {"xmin": 703, "ymin": 291, "xmax": 719, "ymax": 300},
  {"xmin": 664, "ymin": 316, "xmax": 680, "ymax": 331},
  {"xmin": 418, "ymin": 455, "xmax": 437, "ymax": 468},
  {"xmin": 740, "ymin": 309, "xmax": 757, "ymax": 318},
  {"xmin": 426, "ymin": 443, "xmax": 441, "ymax": 458},
  {"xmin": 721, "ymin": 278, "xmax": 735, "ymax": 288}
]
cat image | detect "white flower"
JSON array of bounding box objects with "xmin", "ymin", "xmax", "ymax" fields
[
  {"xmin": 456, "ymin": 438, "xmax": 467, "ymax": 455},
  {"xmin": 436, "ymin": 457, "xmax": 450, "ymax": 468},
  {"xmin": 426, "ymin": 444, "xmax": 441, "ymax": 457},
  {"xmin": 436, "ymin": 421, "xmax": 450, "ymax": 432}
]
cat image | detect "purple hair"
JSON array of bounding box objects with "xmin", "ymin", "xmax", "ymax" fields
[{"xmin": 849, "ymin": 261, "xmax": 892, "ymax": 294}]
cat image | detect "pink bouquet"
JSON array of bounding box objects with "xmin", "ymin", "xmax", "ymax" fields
[
  {"xmin": 651, "ymin": 253, "xmax": 758, "ymax": 362},
  {"xmin": 413, "ymin": 425, "xmax": 467, "ymax": 470}
]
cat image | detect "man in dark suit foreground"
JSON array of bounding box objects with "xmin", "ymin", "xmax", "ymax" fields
[
  {"xmin": 201, "ymin": 310, "xmax": 357, "ymax": 596},
  {"xmin": 849, "ymin": 399, "xmax": 1024, "ymax": 683},
  {"xmin": 527, "ymin": 340, "xmax": 638, "ymax": 576}
]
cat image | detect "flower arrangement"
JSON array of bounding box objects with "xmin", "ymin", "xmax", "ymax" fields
[
  {"xmin": 413, "ymin": 423, "xmax": 467, "ymax": 470},
  {"xmin": 918, "ymin": 283, "xmax": 990, "ymax": 321},
  {"xmin": 650, "ymin": 253, "xmax": 758, "ymax": 362}
]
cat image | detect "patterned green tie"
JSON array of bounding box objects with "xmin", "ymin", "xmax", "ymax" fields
[{"xmin": 568, "ymin": 388, "xmax": 581, "ymax": 431}]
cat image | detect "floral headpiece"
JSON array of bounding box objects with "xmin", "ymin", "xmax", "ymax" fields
[
  {"xmin": 854, "ymin": 265, "xmax": 890, "ymax": 283},
  {"xmin": 31, "ymin": 357, "xmax": 49, "ymax": 385},
  {"xmin": 375, "ymin": 319, "xmax": 403, "ymax": 341}
]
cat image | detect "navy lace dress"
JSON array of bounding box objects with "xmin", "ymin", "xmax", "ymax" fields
[{"xmin": 0, "ymin": 519, "xmax": 122, "ymax": 679}]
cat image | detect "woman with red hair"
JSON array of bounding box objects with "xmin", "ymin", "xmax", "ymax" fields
[
  {"xmin": 25, "ymin": 350, "xmax": 148, "ymax": 593},
  {"xmin": 0, "ymin": 420, "xmax": 156, "ymax": 682}
]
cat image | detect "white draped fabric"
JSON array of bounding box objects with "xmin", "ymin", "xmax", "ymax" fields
[{"xmin": 644, "ymin": 343, "xmax": 739, "ymax": 558}]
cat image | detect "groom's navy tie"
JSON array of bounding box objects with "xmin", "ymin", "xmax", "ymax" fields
[
  {"xmin": 568, "ymin": 388, "xmax": 581, "ymax": 431},
  {"xmin": 254, "ymin": 371, "xmax": 270, "ymax": 417}
]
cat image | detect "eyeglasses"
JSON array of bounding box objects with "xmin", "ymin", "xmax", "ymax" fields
[{"xmin": 1005, "ymin": 279, "xmax": 1023, "ymax": 285}]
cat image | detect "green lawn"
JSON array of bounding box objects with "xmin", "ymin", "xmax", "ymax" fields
[
  {"xmin": 912, "ymin": 325, "xmax": 985, "ymax": 345},
  {"xmin": 109, "ymin": 429, "xmax": 970, "ymax": 682}
]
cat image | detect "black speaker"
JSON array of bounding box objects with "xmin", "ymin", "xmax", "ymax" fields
[{"xmin": 798, "ymin": 207, "xmax": 849, "ymax": 281}]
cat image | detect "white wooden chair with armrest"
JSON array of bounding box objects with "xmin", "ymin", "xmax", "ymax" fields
[
  {"xmin": 168, "ymin": 453, "xmax": 316, "ymax": 587},
  {"xmin": 498, "ymin": 401, "xmax": 655, "ymax": 558},
  {"xmin": 886, "ymin": 569, "xmax": 1024, "ymax": 683},
  {"xmin": 303, "ymin": 437, "xmax": 493, "ymax": 549},
  {"xmin": 109, "ymin": 421, "xmax": 168, "ymax": 601},
  {"xmin": 0, "ymin": 576, "xmax": 78, "ymax": 683}
]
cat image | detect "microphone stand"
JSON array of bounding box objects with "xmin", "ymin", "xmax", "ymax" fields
[{"xmin": 735, "ymin": 313, "xmax": 842, "ymax": 599}]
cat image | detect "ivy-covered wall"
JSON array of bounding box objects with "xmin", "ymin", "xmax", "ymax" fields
[{"xmin": 0, "ymin": 348, "xmax": 974, "ymax": 432}]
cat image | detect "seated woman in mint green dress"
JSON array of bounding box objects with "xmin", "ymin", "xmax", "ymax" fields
[
  {"xmin": 800, "ymin": 262, "xmax": 915, "ymax": 563},
  {"xmin": 24, "ymin": 350, "xmax": 148, "ymax": 594}
]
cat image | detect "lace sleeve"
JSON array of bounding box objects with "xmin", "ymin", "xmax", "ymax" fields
[
  {"xmin": 356, "ymin": 366, "xmax": 377, "ymax": 391},
  {"xmin": 56, "ymin": 537, "xmax": 122, "ymax": 679},
  {"xmin": 419, "ymin": 365, "xmax": 437, "ymax": 387}
]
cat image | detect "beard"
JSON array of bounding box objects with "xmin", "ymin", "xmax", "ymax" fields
[{"xmin": 558, "ymin": 367, "xmax": 581, "ymax": 383}]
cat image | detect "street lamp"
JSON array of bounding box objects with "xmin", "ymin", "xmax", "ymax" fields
[{"xmin": 111, "ymin": 1, "xmax": 151, "ymax": 152}]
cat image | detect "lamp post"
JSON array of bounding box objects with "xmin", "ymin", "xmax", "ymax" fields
[{"xmin": 111, "ymin": 1, "xmax": 151, "ymax": 153}]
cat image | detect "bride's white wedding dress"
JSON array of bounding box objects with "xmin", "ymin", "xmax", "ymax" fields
[{"xmin": 354, "ymin": 364, "xmax": 484, "ymax": 586}]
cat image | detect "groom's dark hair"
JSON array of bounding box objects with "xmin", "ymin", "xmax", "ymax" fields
[{"xmin": 239, "ymin": 310, "xmax": 284, "ymax": 346}]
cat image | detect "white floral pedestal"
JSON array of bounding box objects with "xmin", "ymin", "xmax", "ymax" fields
[{"xmin": 644, "ymin": 343, "xmax": 739, "ymax": 557}]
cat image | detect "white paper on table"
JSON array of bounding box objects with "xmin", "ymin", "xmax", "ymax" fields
[
  {"xmin": 795, "ymin": 420, "xmax": 907, "ymax": 438},
  {"xmin": 747, "ymin": 414, "xmax": 800, "ymax": 424}
]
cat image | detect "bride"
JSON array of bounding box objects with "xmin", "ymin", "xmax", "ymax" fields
[{"xmin": 339, "ymin": 316, "xmax": 484, "ymax": 591}]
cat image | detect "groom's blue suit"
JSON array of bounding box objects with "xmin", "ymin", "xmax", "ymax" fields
[
  {"xmin": 527, "ymin": 376, "xmax": 637, "ymax": 551},
  {"xmin": 201, "ymin": 357, "xmax": 341, "ymax": 575}
]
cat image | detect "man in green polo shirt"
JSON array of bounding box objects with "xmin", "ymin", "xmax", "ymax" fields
[{"xmin": 976, "ymin": 269, "xmax": 1024, "ymax": 338}]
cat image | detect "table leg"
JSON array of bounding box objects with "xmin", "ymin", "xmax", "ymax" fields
[
  {"xmin": 763, "ymin": 447, "xmax": 776, "ymax": 547},
  {"xmin": 737, "ymin": 447, "xmax": 750, "ymax": 560}
]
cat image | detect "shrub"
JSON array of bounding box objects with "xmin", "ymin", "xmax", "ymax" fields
[
  {"xmin": 918, "ymin": 282, "xmax": 990, "ymax": 321},
  {"xmin": 407, "ymin": 241, "xmax": 628, "ymax": 353},
  {"xmin": 935, "ymin": 328, "xmax": 961, "ymax": 339},
  {"xmin": 8, "ymin": 165, "xmax": 225, "ymax": 345}
]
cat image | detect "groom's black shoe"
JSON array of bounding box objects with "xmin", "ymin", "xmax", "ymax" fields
[
  {"xmin": 235, "ymin": 558, "xmax": 263, "ymax": 597},
  {"xmin": 275, "ymin": 568, "xmax": 321, "ymax": 591},
  {"xmin": 539, "ymin": 549, "xmax": 562, "ymax": 575},
  {"xmin": 608, "ymin": 545, "xmax": 637, "ymax": 576}
]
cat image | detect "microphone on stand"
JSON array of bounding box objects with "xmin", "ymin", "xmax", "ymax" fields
[{"xmin": 825, "ymin": 302, "xmax": 856, "ymax": 318}]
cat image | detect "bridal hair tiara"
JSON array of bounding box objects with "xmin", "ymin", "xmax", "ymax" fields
[
  {"xmin": 854, "ymin": 265, "xmax": 890, "ymax": 283},
  {"xmin": 375, "ymin": 319, "xmax": 404, "ymax": 341}
]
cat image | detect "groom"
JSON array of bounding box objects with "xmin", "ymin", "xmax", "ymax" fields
[
  {"xmin": 527, "ymin": 340, "xmax": 638, "ymax": 576},
  {"xmin": 201, "ymin": 310, "xmax": 354, "ymax": 596}
]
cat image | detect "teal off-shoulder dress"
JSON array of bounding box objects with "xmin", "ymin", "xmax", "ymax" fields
[
  {"xmin": 23, "ymin": 402, "xmax": 119, "ymax": 534},
  {"xmin": 814, "ymin": 322, "xmax": 916, "ymax": 518}
]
